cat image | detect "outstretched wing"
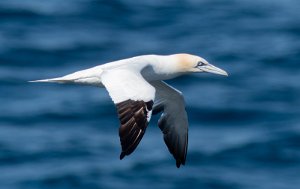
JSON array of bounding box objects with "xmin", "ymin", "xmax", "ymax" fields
[
  {"xmin": 151, "ymin": 81, "xmax": 189, "ymax": 168},
  {"xmin": 101, "ymin": 69, "xmax": 155, "ymax": 159}
]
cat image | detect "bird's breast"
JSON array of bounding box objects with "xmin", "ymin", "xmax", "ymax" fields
[{"xmin": 141, "ymin": 65, "xmax": 181, "ymax": 81}]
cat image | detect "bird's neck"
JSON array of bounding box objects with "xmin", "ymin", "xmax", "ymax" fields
[
  {"xmin": 155, "ymin": 55, "xmax": 184, "ymax": 74},
  {"xmin": 140, "ymin": 55, "xmax": 184, "ymax": 81}
]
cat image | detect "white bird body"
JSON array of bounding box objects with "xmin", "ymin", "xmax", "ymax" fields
[
  {"xmin": 34, "ymin": 54, "xmax": 208, "ymax": 85},
  {"xmin": 31, "ymin": 53, "xmax": 228, "ymax": 168}
]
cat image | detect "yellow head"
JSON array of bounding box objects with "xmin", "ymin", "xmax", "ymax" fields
[{"xmin": 172, "ymin": 53, "xmax": 228, "ymax": 76}]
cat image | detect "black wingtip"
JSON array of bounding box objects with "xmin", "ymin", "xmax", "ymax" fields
[
  {"xmin": 176, "ymin": 161, "xmax": 181, "ymax": 168},
  {"xmin": 176, "ymin": 159, "xmax": 186, "ymax": 168},
  {"xmin": 120, "ymin": 152, "xmax": 125, "ymax": 160}
]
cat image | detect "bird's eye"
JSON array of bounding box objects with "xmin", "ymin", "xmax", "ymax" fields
[{"xmin": 197, "ymin": 61, "xmax": 205, "ymax": 67}]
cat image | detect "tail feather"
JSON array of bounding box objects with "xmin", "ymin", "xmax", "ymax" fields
[
  {"xmin": 29, "ymin": 67, "xmax": 103, "ymax": 84},
  {"xmin": 29, "ymin": 77, "xmax": 70, "ymax": 83}
]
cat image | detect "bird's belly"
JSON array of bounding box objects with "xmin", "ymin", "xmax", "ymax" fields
[
  {"xmin": 142, "ymin": 71, "xmax": 181, "ymax": 81},
  {"xmin": 141, "ymin": 67, "xmax": 181, "ymax": 81}
]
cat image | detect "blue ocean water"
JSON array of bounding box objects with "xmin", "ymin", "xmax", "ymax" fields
[{"xmin": 0, "ymin": 0, "xmax": 300, "ymax": 188}]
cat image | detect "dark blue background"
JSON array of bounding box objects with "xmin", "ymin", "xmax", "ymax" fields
[{"xmin": 0, "ymin": 0, "xmax": 300, "ymax": 189}]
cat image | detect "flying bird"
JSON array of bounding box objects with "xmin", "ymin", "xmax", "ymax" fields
[{"xmin": 30, "ymin": 53, "xmax": 228, "ymax": 168}]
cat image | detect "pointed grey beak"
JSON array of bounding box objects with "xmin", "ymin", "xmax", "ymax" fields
[{"xmin": 201, "ymin": 64, "xmax": 228, "ymax": 76}]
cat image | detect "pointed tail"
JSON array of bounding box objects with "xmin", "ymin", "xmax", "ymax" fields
[
  {"xmin": 28, "ymin": 77, "xmax": 64, "ymax": 83},
  {"xmin": 29, "ymin": 66, "xmax": 103, "ymax": 85},
  {"xmin": 29, "ymin": 77, "xmax": 72, "ymax": 83}
]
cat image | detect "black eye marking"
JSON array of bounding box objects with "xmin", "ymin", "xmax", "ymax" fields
[{"xmin": 197, "ymin": 61, "xmax": 205, "ymax": 67}]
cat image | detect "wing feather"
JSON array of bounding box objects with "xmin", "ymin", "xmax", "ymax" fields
[
  {"xmin": 151, "ymin": 81, "xmax": 189, "ymax": 168},
  {"xmin": 101, "ymin": 69, "xmax": 155, "ymax": 159}
]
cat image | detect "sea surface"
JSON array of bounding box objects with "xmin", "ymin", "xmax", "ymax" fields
[{"xmin": 0, "ymin": 0, "xmax": 300, "ymax": 189}]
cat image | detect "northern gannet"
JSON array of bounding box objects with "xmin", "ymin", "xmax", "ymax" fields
[{"xmin": 30, "ymin": 54, "xmax": 228, "ymax": 168}]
